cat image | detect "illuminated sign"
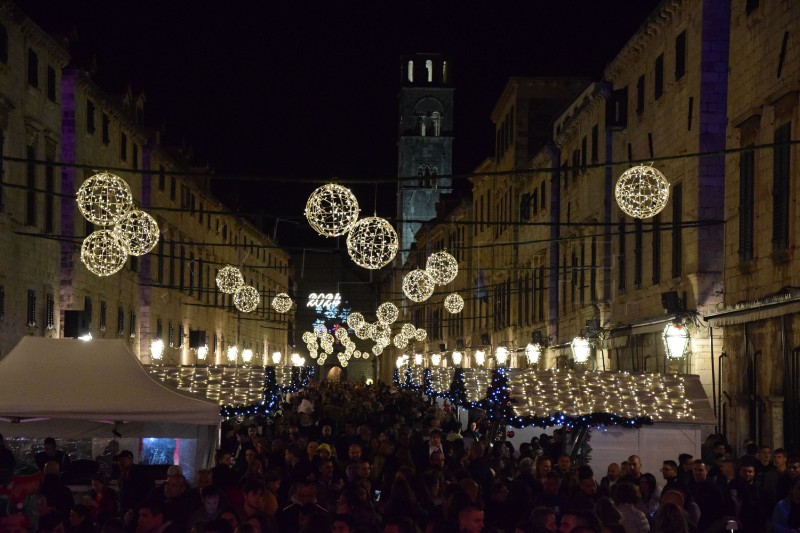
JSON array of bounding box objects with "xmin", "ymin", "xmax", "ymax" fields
[{"xmin": 307, "ymin": 293, "xmax": 341, "ymax": 310}]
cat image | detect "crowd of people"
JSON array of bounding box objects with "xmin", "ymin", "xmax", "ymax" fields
[{"xmin": 1, "ymin": 381, "xmax": 799, "ymax": 533}]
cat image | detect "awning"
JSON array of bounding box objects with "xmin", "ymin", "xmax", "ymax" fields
[{"xmin": 705, "ymin": 296, "xmax": 800, "ymax": 327}]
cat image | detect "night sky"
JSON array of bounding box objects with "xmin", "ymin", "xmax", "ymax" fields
[{"xmin": 20, "ymin": 0, "xmax": 661, "ymax": 232}]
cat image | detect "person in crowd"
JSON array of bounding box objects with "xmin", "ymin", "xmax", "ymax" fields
[
  {"xmin": 612, "ymin": 482, "xmax": 650, "ymax": 533},
  {"xmin": 0, "ymin": 432, "xmax": 16, "ymax": 485},
  {"xmin": 67, "ymin": 504, "xmax": 94, "ymax": 533},
  {"xmin": 84, "ymin": 472, "xmax": 118, "ymax": 527},
  {"xmin": 568, "ymin": 465, "xmax": 600, "ymax": 511},
  {"xmin": 276, "ymin": 479, "xmax": 329, "ymax": 531},
  {"xmin": 533, "ymin": 471, "xmax": 566, "ymax": 520},
  {"xmin": 600, "ymin": 463, "xmax": 621, "ymax": 491},
  {"xmin": 189, "ymin": 483, "xmax": 225, "ymax": 528},
  {"xmin": 650, "ymin": 502, "xmax": 688, "ymax": 533},
  {"xmin": 457, "ymin": 503, "xmax": 486, "ymax": 533},
  {"xmin": 660, "ymin": 460, "xmax": 684, "ymax": 493},
  {"xmin": 687, "ymin": 460, "xmax": 725, "ymax": 531},
  {"xmin": 732, "ymin": 458, "xmax": 767, "ymax": 533},
  {"xmin": 771, "ymin": 477, "xmax": 800, "ymax": 533},
  {"xmin": 621, "ymin": 455, "xmax": 644, "ymax": 485},
  {"xmin": 35, "ymin": 437, "xmax": 71, "ymax": 474},
  {"xmin": 558, "ymin": 509, "xmax": 602, "ymax": 533},
  {"xmin": 114, "ymin": 449, "xmax": 153, "ymax": 520},
  {"xmin": 593, "ymin": 496, "xmax": 623, "ymax": 530},
  {"xmin": 636, "ymin": 473, "xmax": 659, "ymax": 520},
  {"xmin": 136, "ymin": 499, "xmax": 175, "ymax": 533},
  {"xmin": 39, "ymin": 460, "xmax": 74, "ymax": 520},
  {"xmin": 764, "ymin": 447, "xmax": 790, "ymax": 506}
]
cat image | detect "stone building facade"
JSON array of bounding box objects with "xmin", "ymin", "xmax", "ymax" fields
[{"xmin": 0, "ymin": 1, "xmax": 292, "ymax": 365}]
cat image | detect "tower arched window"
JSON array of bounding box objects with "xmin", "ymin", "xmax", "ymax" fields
[
  {"xmin": 426, "ymin": 60, "xmax": 433, "ymax": 82},
  {"xmin": 432, "ymin": 111, "xmax": 441, "ymax": 136},
  {"xmin": 442, "ymin": 61, "xmax": 448, "ymax": 83},
  {"xmin": 407, "ymin": 60, "xmax": 414, "ymax": 82}
]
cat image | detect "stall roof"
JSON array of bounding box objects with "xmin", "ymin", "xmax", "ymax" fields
[{"xmin": 0, "ymin": 337, "xmax": 220, "ymax": 426}]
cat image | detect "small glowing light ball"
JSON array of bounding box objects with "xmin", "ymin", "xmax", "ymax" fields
[
  {"xmin": 271, "ymin": 293, "xmax": 293, "ymax": 313},
  {"xmin": 414, "ymin": 328, "xmax": 427, "ymax": 342},
  {"xmin": 112, "ymin": 210, "xmax": 160, "ymax": 256},
  {"xmin": 376, "ymin": 302, "xmax": 399, "ymax": 324},
  {"xmin": 393, "ymin": 334, "xmax": 409, "ymax": 349},
  {"xmin": 401, "ymin": 323, "xmax": 416, "ymax": 337},
  {"xmin": 402, "ymin": 269, "xmax": 436, "ymax": 302},
  {"xmin": 216, "ymin": 265, "xmax": 244, "ymax": 294},
  {"xmin": 615, "ymin": 165, "xmax": 670, "ymax": 219},
  {"xmin": 346, "ymin": 216, "xmax": 398, "ymax": 269},
  {"xmin": 373, "ymin": 322, "xmax": 391, "ymax": 342},
  {"xmin": 444, "ymin": 293, "xmax": 464, "ymax": 314},
  {"xmin": 426, "ymin": 251, "xmax": 459, "ymax": 285},
  {"xmin": 302, "ymin": 332, "xmax": 316, "ymax": 344},
  {"xmin": 81, "ymin": 230, "xmax": 129, "ymax": 276},
  {"xmin": 233, "ymin": 285, "xmax": 260, "ymax": 313},
  {"xmin": 305, "ymin": 183, "xmax": 360, "ymax": 237},
  {"xmin": 76, "ymin": 172, "xmax": 133, "ymax": 226}
]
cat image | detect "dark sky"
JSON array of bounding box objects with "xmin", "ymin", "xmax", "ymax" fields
[{"xmin": 21, "ymin": 0, "xmax": 661, "ymax": 225}]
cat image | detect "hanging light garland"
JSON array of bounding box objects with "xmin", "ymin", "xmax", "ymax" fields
[
  {"xmin": 216, "ymin": 265, "xmax": 244, "ymax": 294},
  {"xmin": 615, "ymin": 165, "xmax": 670, "ymax": 219},
  {"xmin": 444, "ymin": 293, "xmax": 464, "ymax": 314},
  {"xmin": 233, "ymin": 285, "xmax": 260, "ymax": 313},
  {"xmin": 304, "ymin": 183, "xmax": 361, "ymax": 237},
  {"xmin": 426, "ymin": 250, "xmax": 459, "ymax": 285},
  {"xmin": 346, "ymin": 216, "xmax": 398, "ymax": 269},
  {"xmin": 76, "ymin": 172, "xmax": 134, "ymax": 226},
  {"xmin": 112, "ymin": 209, "xmax": 160, "ymax": 256},
  {"xmin": 402, "ymin": 269, "xmax": 436, "ymax": 302},
  {"xmin": 81, "ymin": 229, "xmax": 129, "ymax": 276},
  {"xmin": 271, "ymin": 293, "xmax": 293, "ymax": 313},
  {"xmin": 376, "ymin": 302, "xmax": 399, "ymax": 324}
]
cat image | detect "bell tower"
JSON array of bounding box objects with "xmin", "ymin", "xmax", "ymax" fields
[{"xmin": 397, "ymin": 53, "xmax": 454, "ymax": 263}]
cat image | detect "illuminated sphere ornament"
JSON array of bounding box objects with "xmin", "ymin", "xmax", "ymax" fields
[
  {"xmin": 216, "ymin": 266, "xmax": 244, "ymax": 294},
  {"xmin": 304, "ymin": 183, "xmax": 360, "ymax": 237},
  {"xmin": 376, "ymin": 302, "xmax": 399, "ymax": 324},
  {"xmin": 233, "ymin": 285, "xmax": 260, "ymax": 313},
  {"xmin": 401, "ymin": 323, "xmax": 416, "ymax": 337},
  {"xmin": 615, "ymin": 165, "xmax": 670, "ymax": 219},
  {"xmin": 81, "ymin": 229, "xmax": 129, "ymax": 276},
  {"xmin": 393, "ymin": 334, "xmax": 409, "ymax": 349},
  {"xmin": 302, "ymin": 332, "xmax": 316, "ymax": 344},
  {"xmin": 76, "ymin": 172, "xmax": 133, "ymax": 226},
  {"xmin": 373, "ymin": 323, "xmax": 391, "ymax": 342},
  {"xmin": 444, "ymin": 293, "xmax": 464, "ymax": 314},
  {"xmin": 414, "ymin": 328, "xmax": 427, "ymax": 342},
  {"xmin": 402, "ymin": 269, "xmax": 435, "ymax": 302},
  {"xmin": 112, "ymin": 210, "xmax": 160, "ymax": 256},
  {"xmin": 346, "ymin": 216, "xmax": 398, "ymax": 269},
  {"xmin": 426, "ymin": 251, "xmax": 459, "ymax": 285},
  {"xmin": 347, "ymin": 312, "xmax": 365, "ymax": 329},
  {"xmin": 271, "ymin": 293, "xmax": 293, "ymax": 313}
]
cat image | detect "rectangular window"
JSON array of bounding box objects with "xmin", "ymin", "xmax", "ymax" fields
[
  {"xmin": 540, "ymin": 181, "xmax": 546, "ymax": 211},
  {"xmin": 45, "ymin": 162, "xmax": 54, "ymax": 233},
  {"xmin": 156, "ymin": 319, "xmax": 163, "ymax": 339},
  {"xmin": 102, "ymin": 114, "xmax": 110, "ymax": 144},
  {"xmin": 86, "ymin": 100, "xmax": 95, "ymax": 133},
  {"xmin": 130, "ymin": 311, "xmax": 136, "ymax": 338},
  {"xmin": 132, "ymin": 143, "xmax": 138, "ymax": 169},
  {"xmin": 0, "ymin": 24, "xmax": 7, "ymax": 63},
  {"xmin": 169, "ymin": 241, "xmax": 175, "ymax": 287},
  {"xmin": 117, "ymin": 307, "xmax": 124, "ymax": 335},
  {"xmin": 579, "ymin": 242, "xmax": 586, "ymax": 306},
  {"xmin": 655, "ymin": 54, "xmax": 664, "ymax": 99},
  {"xmin": 772, "ymin": 123, "xmax": 791, "ymax": 252},
  {"xmin": 27, "ymin": 290, "xmax": 36, "ymax": 327},
  {"xmin": 590, "ymin": 237, "xmax": 597, "ymax": 301},
  {"xmin": 100, "ymin": 301, "xmax": 107, "ymax": 332},
  {"xmin": 520, "ymin": 193, "xmax": 531, "ymax": 221},
  {"xmin": 26, "ymin": 145, "xmax": 36, "ymax": 227},
  {"xmin": 581, "ymin": 136, "xmax": 587, "ymax": 172},
  {"xmin": 27, "ymin": 48, "xmax": 38, "ymax": 87},
  {"xmin": 636, "ymin": 74, "xmax": 645, "ymax": 113},
  {"xmin": 572, "ymin": 150, "xmax": 579, "ymax": 180},
  {"xmin": 618, "ymin": 218, "xmax": 626, "ymax": 292},
  {"xmin": 739, "ymin": 146, "xmax": 755, "ymax": 262},
  {"xmin": 120, "ymin": 132, "xmax": 127, "ymax": 160},
  {"xmin": 46, "ymin": 293, "xmax": 55, "ymax": 330},
  {"xmin": 675, "ymin": 31, "xmax": 687, "ymax": 80},
  {"xmin": 158, "ymin": 165, "xmax": 165, "ymax": 191},
  {"xmin": 157, "ymin": 239, "xmax": 164, "ymax": 283},
  {"xmin": 179, "ymin": 246, "xmax": 186, "ymax": 292},
  {"xmin": 169, "ymin": 176, "xmax": 176, "ymax": 201},
  {"xmin": 591, "ymin": 124, "xmax": 599, "ymax": 162},
  {"xmin": 672, "ymin": 183, "xmax": 683, "ymax": 277},
  {"xmin": 653, "ymin": 214, "xmax": 662, "ymax": 283},
  {"xmin": 189, "ymin": 252, "xmax": 195, "ymax": 296},
  {"xmin": 46, "ymin": 66, "xmax": 56, "ymax": 102},
  {"xmin": 634, "ymin": 219, "xmax": 643, "ymax": 289},
  {"xmin": 168, "ymin": 321, "xmax": 174, "ymax": 347}
]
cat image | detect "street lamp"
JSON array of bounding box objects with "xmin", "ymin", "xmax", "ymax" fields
[
  {"xmin": 271, "ymin": 351, "xmax": 282, "ymax": 365},
  {"xmin": 495, "ymin": 346, "xmax": 509, "ymax": 366},
  {"xmin": 474, "ymin": 349, "xmax": 486, "ymax": 366},
  {"xmin": 226, "ymin": 345, "xmax": 238, "ymax": 363},
  {"xmin": 451, "ymin": 350, "xmax": 463, "ymax": 366},
  {"xmin": 571, "ymin": 335, "xmax": 591, "ymax": 364},
  {"xmin": 414, "ymin": 353, "xmax": 424, "ymax": 366},
  {"xmin": 525, "ymin": 342, "xmax": 542, "ymax": 365},
  {"xmin": 196, "ymin": 345, "xmax": 208, "ymax": 361},
  {"xmin": 663, "ymin": 322, "xmax": 690, "ymax": 359},
  {"xmin": 151, "ymin": 339, "xmax": 164, "ymax": 361},
  {"xmin": 241, "ymin": 348, "xmax": 254, "ymax": 364},
  {"xmin": 431, "ymin": 353, "xmax": 442, "ymax": 366}
]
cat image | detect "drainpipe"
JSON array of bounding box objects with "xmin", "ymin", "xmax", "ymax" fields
[
  {"xmin": 718, "ymin": 351, "xmax": 728, "ymax": 435},
  {"xmin": 710, "ymin": 326, "xmax": 716, "ymax": 417}
]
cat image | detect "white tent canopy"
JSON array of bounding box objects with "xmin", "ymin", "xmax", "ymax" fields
[{"xmin": 0, "ymin": 337, "xmax": 218, "ymax": 450}]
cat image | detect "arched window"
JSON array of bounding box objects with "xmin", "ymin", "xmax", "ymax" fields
[
  {"xmin": 426, "ymin": 60, "xmax": 433, "ymax": 82},
  {"xmin": 442, "ymin": 61, "xmax": 448, "ymax": 82},
  {"xmin": 407, "ymin": 60, "xmax": 414, "ymax": 82}
]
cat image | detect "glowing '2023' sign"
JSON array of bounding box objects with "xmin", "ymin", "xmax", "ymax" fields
[{"xmin": 307, "ymin": 293, "xmax": 342, "ymax": 310}]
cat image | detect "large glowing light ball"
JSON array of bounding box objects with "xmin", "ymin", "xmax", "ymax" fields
[
  {"xmin": 426, "ymin": 251, "xmax": 459, "ymax": 285},
  {"xmin": 402, "ymin": 269, "xmax": 435, "ymax": 302},
  {"xmin": 76, "ymin": 172, "xmax": 133, "ymax": 226},
  {"xmin": 216, "ymin": 265, "xmax": 244, "ymax": 294},
  {"xmin": 347, "ymin": 312, "xmax": 365, "ymax": 329},
  {"xmin": 271, "ymin": 293, "xmax": 293, "ymax": 313},
  {"xmin": 305, "ymin": 183, "xmax": 360, "ymax": 237},
  {"xmin": 234, "ymin": 285, "xmax": 260, "ymax": 313},
  {"xmin": 81, "ymin": 230, "xmax": 129, "ymax": 276},
  {"xmin": 112, "ymin": 209, "xmax": 160, "ymax": 256},
  {"xmin": 615, "ymin": 165, "xmax": 670, "ymax": 219},
  {"xmin": 346, "ymin": 216, "xmax": 398, "ymax": 269}
]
